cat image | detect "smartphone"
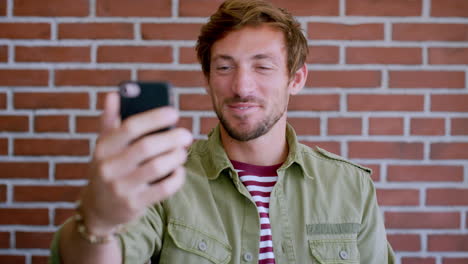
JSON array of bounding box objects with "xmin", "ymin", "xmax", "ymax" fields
[{"xmin": 119, "ymin": 81, "xmax": 173, "ymax": 132}]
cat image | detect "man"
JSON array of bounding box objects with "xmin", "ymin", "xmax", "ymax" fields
[{"xmin": 50, "ymin": 0, "xmax": 395, "ymax": 263}]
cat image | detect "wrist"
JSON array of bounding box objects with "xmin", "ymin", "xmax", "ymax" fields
[{"xmin": 74, "ymin": 200, "xmax": 125, "ymax": 244}]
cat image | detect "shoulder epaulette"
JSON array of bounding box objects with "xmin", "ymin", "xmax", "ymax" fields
[{"xmin": 314, "ymin": 146, "xmax": 372, "ymax": 174}]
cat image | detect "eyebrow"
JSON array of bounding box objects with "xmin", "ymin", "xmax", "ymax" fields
[{"xmin": 212, "ymin": 53, "xmax": 277, "ymax": 62}]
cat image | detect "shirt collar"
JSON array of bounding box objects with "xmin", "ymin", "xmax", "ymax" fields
[{"xmin": 202, "ymin": 123, "xmax": 309, "ymax": 180}]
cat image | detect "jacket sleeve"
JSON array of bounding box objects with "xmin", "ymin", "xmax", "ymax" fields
[
  {"xmin": 48, "ymin": 204, "xmax": 165, "ymax": 264},
  {"xmin": 357, "ymin": 172, "xmax": 396, "ymax": 264}
]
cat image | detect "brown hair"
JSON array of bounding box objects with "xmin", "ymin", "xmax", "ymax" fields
[{"xmin": 196, "ymin": 0, "xmax": 308, "ymax": 79}]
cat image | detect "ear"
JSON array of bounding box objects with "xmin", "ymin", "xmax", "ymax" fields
[
  {"xmin": 288, "ymin": 63, "xmax": 308, "ymax": 95},
  {"xmin": 204, "ymin": 74, "xmax": 212, "ymax": 95}
]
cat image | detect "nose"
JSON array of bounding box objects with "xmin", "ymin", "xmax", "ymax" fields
[{"xmin": 232, "ymin": 65, "xmax": 254, "ymax": 97}]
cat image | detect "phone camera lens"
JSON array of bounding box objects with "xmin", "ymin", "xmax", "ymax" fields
[{"xmin": 121, "ymin": 83, "xmax": 141, "ymax": 98}]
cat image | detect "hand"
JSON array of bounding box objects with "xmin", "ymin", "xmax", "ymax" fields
[{"xmin": 80, "ymin": 92, "xmax": 192, "ymax": 235}]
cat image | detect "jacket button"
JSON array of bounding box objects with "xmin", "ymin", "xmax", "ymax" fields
[
  {"xmin": 243, "ymin": 252, "xmax": 253, "ymax": 262},
  {"xmin": 339, "ymin": 250, "xmax": 349, "ymax": 260},
  {"xmin": 198, "ymin": 240, "xmax": 207, "ymax": 251}
]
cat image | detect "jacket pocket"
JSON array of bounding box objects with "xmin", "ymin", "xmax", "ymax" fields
[
  {"xmin": 167, "ymin": 219, "xmax": 232, "ymax": 264},
  {"xmin": 309, "ymin": 237, "xmax": 359, "ymax": 264}
]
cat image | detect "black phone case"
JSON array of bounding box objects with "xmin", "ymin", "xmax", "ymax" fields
[{"xmin": 119, "ymin": 81, "xmax": 172, "ymax": 121}]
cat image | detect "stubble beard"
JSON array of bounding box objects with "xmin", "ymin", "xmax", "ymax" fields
[{"xmin": 215, "ymin": 99, "xmax": 287, "ymax": 142}]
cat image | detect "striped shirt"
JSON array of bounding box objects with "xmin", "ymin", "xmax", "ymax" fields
[{"xmin": 231, "ymin": 160, "xmax": 281, "ymax": 264}]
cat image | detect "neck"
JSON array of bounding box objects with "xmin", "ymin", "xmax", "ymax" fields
[{"xmin": 220, "ymin": 117, "xmax": 289, "ymax": 166}]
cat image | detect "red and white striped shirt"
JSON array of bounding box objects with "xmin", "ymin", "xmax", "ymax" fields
[{"xmin": 231, "ymin": 160, "xmax": 281, "ymax": 264}]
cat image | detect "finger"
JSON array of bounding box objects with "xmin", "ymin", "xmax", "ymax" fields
[
  {"xmin": 123, "ymin": 147, "xmax": 188, "ymax": 188},
  {"xmin": 138, "ymin": 167, "xmax": 186, "ymax": 205},
  {"xmin": 100, "ymin": 92, "xmax": 120, "ymax": 137},
  {"xmin": 94, "ymin": 128, "xmax": 192, "ymax": 180},
  {"xmin": 96, "ymin": 107, "xmax": 180, "ymax": 160},
  {"xmin": 122, "ymin": 128, "xmax": 192, "ymax": 167}
]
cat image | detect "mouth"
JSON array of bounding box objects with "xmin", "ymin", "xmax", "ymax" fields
[{"xmin": 226, "ymin": 103, "xmax": 260, "ymax": 115}]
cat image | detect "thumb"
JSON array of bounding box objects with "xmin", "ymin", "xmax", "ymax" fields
[{"xmin": 100, "ymin": 92, "xmax": 120, "ymax": 136}]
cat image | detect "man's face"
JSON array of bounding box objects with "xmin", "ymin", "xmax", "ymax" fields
[{"xmin": 207, "ymin": 25, "xmax": 294, "ymax": 141}]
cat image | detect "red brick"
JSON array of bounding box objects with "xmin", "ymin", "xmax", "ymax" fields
[
  {"xmin": 347, "ymin": 0, "xmax": 422, "ymax": 16},
  {"xmin": 376, "ymin": 189, "xmax": 419, "ymax": 206},
  {"xmin": 431, "ymin": 143, "xmax": 468, "ymax": 159},
  {"xmin": 0, "ymin": 255, "xmax": 26, "ymax": 263},
  {"xmin": 0, "ymin": 185, "xmax": 5, "ymax": 202},
  {"xmin": 55, "ymin": 69, "xmax": 131, "ymax": 86},
  {"xmin": 443, "ymin": 258, "xmax": 468, "ymax": 264},
  {"xmin": 96, "ymin": 0, "xmax": 171, "ymax": 17},
  {"xmin": 179, "ymin": 0, "xmax": 339, "ymax": 17},
  {"xmin": 348, "ymin": 94, "xmax": 424, "ymax": 112},
  {"xmin": 14, "ymin": 138, "xmax": 89, "ymax": 156},
  {"xmin": 142, "ymin": 23, "xmax": 203, "ymax": 40},
  {"xmin": 15, "ymin": 231, "xmax": 53, "ymax": 249},
  {"xmin": 0, "ymin": 232, "xmax": 8, "ymax": 248},
  {"xmin": 177, "ymin": 117, "xmax": 193, "ymax": 131},
  {"xmin": 429, "ymin": 48, "xmax": 468, "ymax": 65},
  {"xmin": 96, "ymin": 92, "xmax": 107, "ymax": 110},
  {"xmin": 0, "ymin": 23, "xmax": 50, "ymax": 39},
  {"xmin": 288, "ymin": 117, "xmax": 320, "ymax": 135},
  {"xmin": 179, "ymin": 94, "xmax": 212, "ymax": 111},
  {"xmin": 0, "ymin": 70, "xmax": 48, "ymax": 86},
  {"xmin": 0, "ymin": 138, "xmax": 7, "ymax": 155},
  {"xmin": 76, "ymin": 116, "xmax": 100, "ymax": 133},
  {"xmin": 307, "ymin": 46, "xmax": 339, "ymax": 64},
  {"xmin": 302, "ymin": 141, "xmax": 341, "ymax": 155},
  {"xmin": 307, "ymin": 70, "xmax": 380, "ymax": 88},
  {"xmin": 271, "ymin": 0, "xmax": 339, "ymax": 16},
  {"xmin": 427, "ymin": 188, "xmax": 468, "ymax": 205},
  {"xmin": 54, "ymin": 208, "xmax": 75, "ymax": 225},
  {"xmin": 14, "ymin": 0, "xmax": 88, "ymax": 16},
  {"xmin": 0, "ymin": 45, "xmax": 7, "ymax": 62},
  {"xmin": 452, "ymin": 118, "xmax": 468, "ymax": 135},
  {"xmin": 402, "ymin": 257, "xmax": 436, "ymax": 264},
  {"xmin": 388, "ymin": 165, "xmax": 463, "ymax": 182},
  {"xmin": 369, "ymin": 117, "xmax": 403, "ymax": 135},
  {"xmin": 59, "ymin": 23, "xmax": 133, "ymax": 39},
  {"xmin": 0, "ymin": 208, "xmax": 49, "ymax": 225},
  {"xmin": 200, "ymin": 117, "xmax": 218, "ymax": 135},
  {"xmin": 289, "ymin": 94, "xmax": 340, "ymax": 111},
  {"xmin": 0, "ymin": 93, "xmax": 5, "ymax": 109},
  {"xmin": 308, "ymin": 23, "xmax": 384, "ymax": 40},
  {"xmin": 390, "ymin": 71, "xmax": 465, "ymax": 88},
  {"xmin": 411, "ymin": 118, "xmax": 445, "ymax": 135},
  {"xmin": 14, "ymin": 92, "xmax": 89, "ymax": 109},
  {"xmin": 362, "ymin": 164, "xmax": 380, "ymax": 182},
  {"xmin": 178, "ymin": 0, "xmax": 224, "ymax": 16},
  {"xmin": 32, "ymin": 256, "xmax": 49, "ymax": 264},
  {"xmin": 97, "ymin": 46, "xmax": 172, "ymax": 63},
  {"xmin": 0, "ymin": 115, "xmax": 29, "ymax": 132},
  {"xmin": 180, "ymin": 47, "xmax": 197, "ymax": 64},
  {"xmin": 347, "ymin": 47, "xmax": 422, "ymax": 65},
  {"xmin": 432, "ymin": 95, "xmax": 468, "ymax": 112},
  {"xmin": 348, "ymin": 141, "xmax": 423, "ymax": 159},
  {"xmin": 35, "ymin": 115, "xmax": 69, "ymax": 132},
  {"xmin": 0, "ymin": 162, "xmax": 48, "ymax": 179},
  {"xmin": 385, "ymin": 212, "xmax": 460, "ymax": 229},
  {"xmin": 387, "ymin": 234, "xmax": 420, "ymax": 251},
  {"xmin": 327, "ymin": 117, "xmax": 361, "ymax": 135},
  {"xmin": 15, "ymin": 46, "xmax": 90, "ymax": 63},
  {"xmin": 428, "ymin": 235, "xmax": 468, "ymax": 251},
  {"xmin": 0, "ymin": 0, "xmax": 5, "ymax": 16},
  {"xmin": 138, "ymin": 70, "xmax": 205, "ymax": 87},
  {"xmin": 431, "ymin": 0, "xmax": 468, "ymax": 17},
  {"xmin": 55, "ymin": 163, "xmax": 89, "ymax": 180},
  {"xmin": 394, "ymin": 24, "xmax": 468, "ymax": 41},
  {"xmin": 14, "ymin": 185, "xmax": 81, "ymax": 202}
]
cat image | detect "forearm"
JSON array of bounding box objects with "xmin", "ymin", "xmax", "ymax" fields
[{"xmin": 58, "ymin": 219, "xmax": 122, "ymax": 264}]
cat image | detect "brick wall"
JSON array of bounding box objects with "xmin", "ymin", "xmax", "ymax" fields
[{"xmin": 0, "ymin": 0, "xmax": 467, "ymax": 263}]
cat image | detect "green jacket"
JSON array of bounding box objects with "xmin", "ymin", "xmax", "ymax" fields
[{"xmin": 50, "ymin": 124, "xmax": 395, "ymax": 264}]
